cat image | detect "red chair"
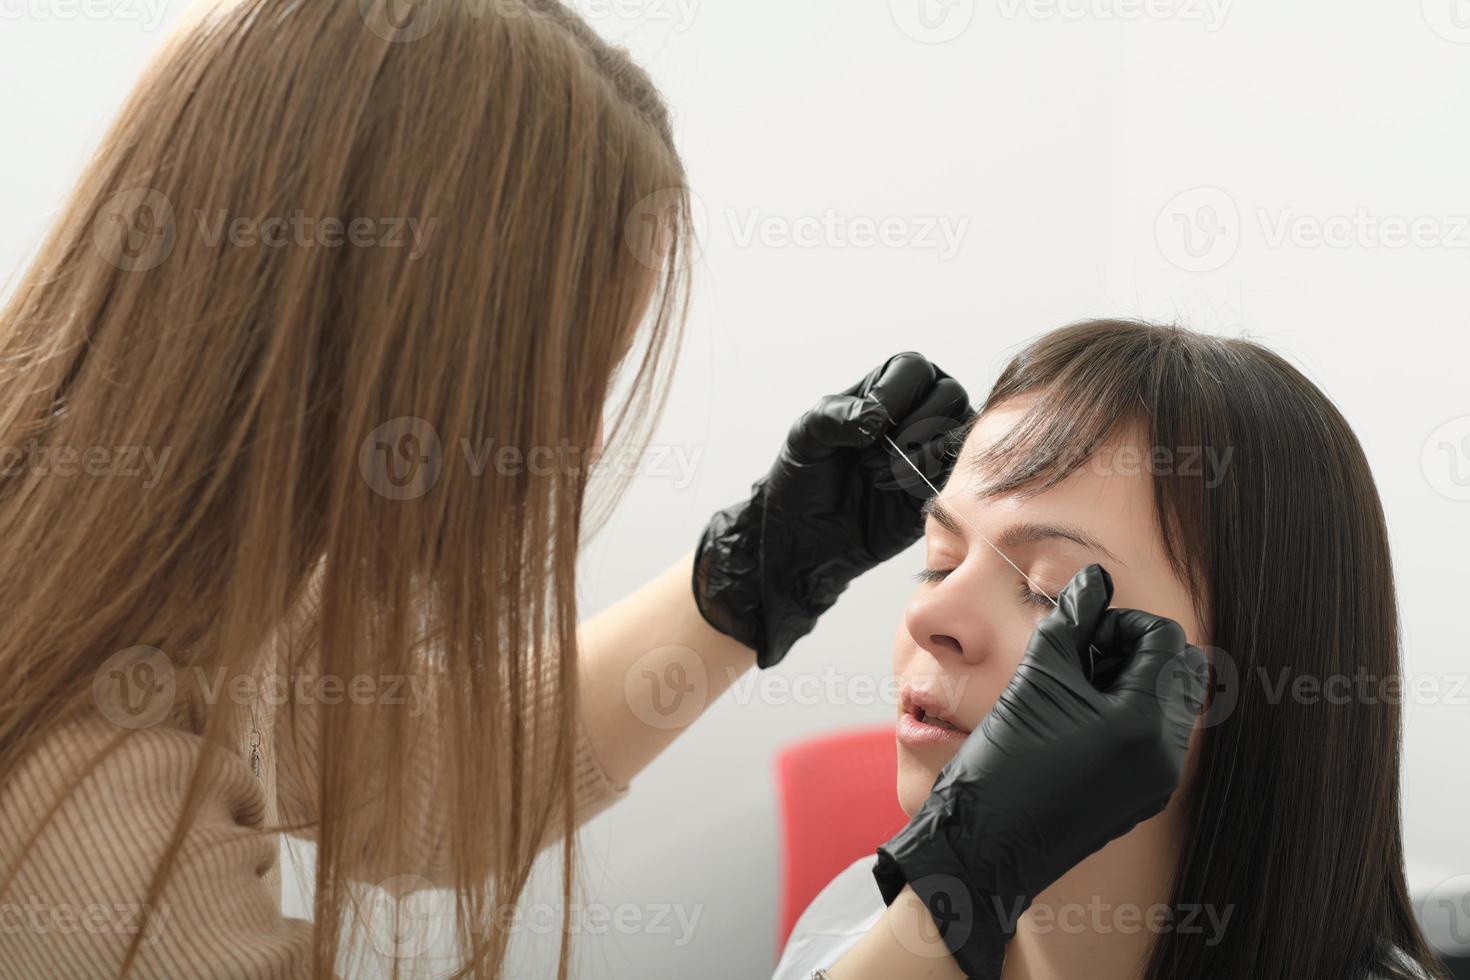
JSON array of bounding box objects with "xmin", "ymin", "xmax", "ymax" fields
[{"xmin": 774, "ymin": 725, "xmax": 910, "ymax": 951}]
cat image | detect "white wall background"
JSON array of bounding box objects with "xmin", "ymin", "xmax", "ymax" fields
[{"xmin": 3, "ymin": 0, "xmax": 1468, "ymax": 976}]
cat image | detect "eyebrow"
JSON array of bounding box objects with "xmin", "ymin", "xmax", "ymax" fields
[{"xmin": 921, "ymin": 498, "xmax": 1126, "ymax": 566}]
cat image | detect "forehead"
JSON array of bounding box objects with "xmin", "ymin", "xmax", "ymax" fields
[
  {"xmin": 962, "ymin": 395, "xmax": 1036, "ymax": 468},
  {"xmin": 942, "ymin": 394, "xmax": 1162, "ymax": 556}
]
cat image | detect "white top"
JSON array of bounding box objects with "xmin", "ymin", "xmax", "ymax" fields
[
  {"xmin": 772, "ymin": 856, "xmax": 1447, "ymax": 980},
  {"xmin": 772, "ymin": 855, "xmax": 883, "ymax": 980}
]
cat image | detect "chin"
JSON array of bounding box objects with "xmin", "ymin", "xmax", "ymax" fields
[
  {"xmin": 896, "ymin": 743, "xmax": 957, "ymax": 816},
  {"xmin": 898, "ymin": 780, "xmax": 926, "ymax": 818}
]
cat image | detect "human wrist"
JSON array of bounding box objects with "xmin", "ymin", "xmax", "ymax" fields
[{"xmin": 874, "ymin": 834, "xmax": 1015, "ymax": 978}]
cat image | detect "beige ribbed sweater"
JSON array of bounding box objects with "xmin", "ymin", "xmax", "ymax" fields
[{"xmin": 0, "ymin": 660, "xmax": 627, "ymax": 979}]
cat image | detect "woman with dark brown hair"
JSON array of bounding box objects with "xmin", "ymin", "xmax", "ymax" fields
[{"xmin": 776, "ymin": 320, "xmax": 1446, "ymax": 980}]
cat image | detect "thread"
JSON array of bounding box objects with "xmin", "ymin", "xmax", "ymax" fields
[{"xmin": 871, "ymin": 399, "xmax": 1100, "ymax": 680}]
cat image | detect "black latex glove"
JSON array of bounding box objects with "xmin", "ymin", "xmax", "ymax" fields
[
  {"xmin": 873, "ymin": 564, "xmax": 1210, "ymax": 979},
  {"xmin": 693, "ymin": 353, "xmax": 972, "ymax": 668}
]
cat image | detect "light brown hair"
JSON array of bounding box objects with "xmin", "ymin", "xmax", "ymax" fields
[{"xmin": 0, "ymin": 1, "xmax": 692, "ymax": 976}]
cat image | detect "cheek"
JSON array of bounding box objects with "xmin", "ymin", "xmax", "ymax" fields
[
  {"xmin": 892, "ymin": 617, "xmax": 942, "ymax": 815},
  {"xmin": 891, "ymin": 617, "xmax": 912, "ymax": 675}
]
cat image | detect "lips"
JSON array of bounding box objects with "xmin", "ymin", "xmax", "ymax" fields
[
  {"xmin": 898, "ymin": 682, "xmax": 972, "ymax": 746},
  {"xmin": 916, "ymin": 712, "xmax": 963, "ymax": 732}
]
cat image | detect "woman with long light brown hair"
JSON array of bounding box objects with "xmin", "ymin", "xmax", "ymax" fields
[{"xmin": 0, "ymin": 1, "xmax": 974, "ymax": 977}]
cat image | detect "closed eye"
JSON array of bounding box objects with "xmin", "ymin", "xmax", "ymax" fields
[
  {"xmin": 1017, "ymin": 580, "xmax": 1054, "ymax": 609},
  {"xmin": 915, "ymin": 567, "xmax": 1055, "ymax": 612}
]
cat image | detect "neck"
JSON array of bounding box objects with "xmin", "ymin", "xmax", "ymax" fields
[{"xmin": 1001, "ymin": 806, "xmax": 1186, "ymax": 980}]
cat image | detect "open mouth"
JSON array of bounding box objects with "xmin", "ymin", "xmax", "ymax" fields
[
  {"xmin": 912, "ymin": 707, "xmax": 964, "ymax": 732},
  {"xmin": 898, "ymin": 684, "xmax": 972, "ymax": 745}
]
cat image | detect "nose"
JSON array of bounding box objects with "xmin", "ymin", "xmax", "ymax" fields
[{"xmin": 903, "ymin": 564, "xmax": 999, "ymax": 666}]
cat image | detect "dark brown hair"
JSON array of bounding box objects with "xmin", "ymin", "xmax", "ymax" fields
[{"xmin": 972, "ymin": 319, "xmax": 1444, "ymax": 980}]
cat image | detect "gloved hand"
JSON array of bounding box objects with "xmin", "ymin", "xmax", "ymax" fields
[
  {"xmin": 693, "ymin": 353, "xmax": 971, "ymax": 668},
  {"xmin": 873, "ymin": 564, "xmax": 1210, "ymax": 979}
]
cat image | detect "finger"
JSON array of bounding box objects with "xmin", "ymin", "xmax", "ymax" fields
[
  {"xmin": 785, "ymin": 393, "xmax": 889, "ymax": 461},
  {"xmin": 1025, "ymin": 563, "xmax": 1115, "ymax": 675},
  {"xmin": 883, "ymin": 376, "xmax": 972, "ymax": 470},
  {"xmin": 1095, "ymin": 609, "xmax": 1207, "ymax": 714},
  {"xmin": 862, "ymin": 427, "xmax": 960, "ymax": 497},
  {"xmin": 846, "ymin": 352, "xmax": 939, "ymax": 424},
  {"xmin": 862, "ymin": 380, "xmax": 969, "ymax": 492},
  {"xmin": 892, "ymin": 374, "xmax": 972, "ymax": 434}
]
